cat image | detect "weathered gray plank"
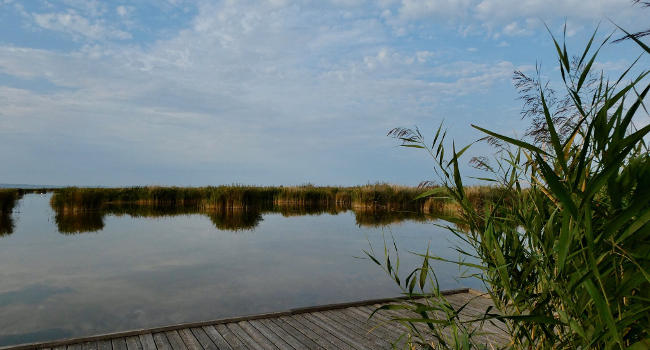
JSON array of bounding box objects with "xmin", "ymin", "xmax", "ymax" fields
[
  {"xmin": 368, "ymin": 304, "xmax": 434, "ymax": 339},
  {"xmin": 265, "ymin": 318, "xmax": 322, "ymax": 350},
  {"xmin": 111, "ymin": 339, "xmax": 127, "ymax": 350},
  {"xmin": 125, "ymin": 337, "xmax": 142, "ymax": 350},
  {"xmin": 201, "ymin": 326, "xmax": 234, "ymax": 350},
  {"xmin": 275, "ymin": 317, "xmax": 335, "ymax": 350},
  {"xmin": 334, "ymin": 308, "xmax": 403, "ymax": 341},
  {"xmin": 165, "ymin": 331, "xmax": 188, "ymax": 350},
  {"xmin": 237, "ymin": 322, "xmax": 279, "ymax": 350},
  {"xmin": 81, "ymin": 342, "xmax": 98, "ymax": 350},
  {"xmin": 153, "ymin": 333, "xmax": 173, "ymax": 350},
  {"xmin": 53, "ymin": 346, "xmax": 66, "ymax": 350},
  {"xmin": 138, "ymin": 334, "xmax": 156, "ymax": 350},
  {"xmin": 317, "ymin": 311, "xmax": 393, "ymax": 349},
  {"xmin": 301, "ymin": 314, "xmax": 366, "ymax": 350},
  {"xmin": 213, "ymin": 325, "xmax": 247, "ymax": 350},
  {"xmin": 190, "ymin": 328, "xmax": 218, "ymax": 350},
  {"xmin": 177, "ymin": 329, "xmax": 202, "ymax": 350},
  {"xmin": 247, "ymin": 320, "xmax": 296, "ymax": 350},
  {"xmin": 352, "ymin": 306, "xmax": 412, "ymax": 339},
  {"xmin": 96, "ymin": 340, "xmax": 112, "ymax": 350},
  {"xmin": 292, "ymin": 314, "xmax": 354, "ymax": 350},
  {"xmin": 68, "ymin": 344, "xmax": 82, "ymax": 350},
  {"xmin": 225, "ymin": 323, "xmax": 261, "ymax": 350}
]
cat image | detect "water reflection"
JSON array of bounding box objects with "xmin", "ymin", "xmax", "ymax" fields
[
  {"xmin": 0, "ymin": 194, "xmax": 478, "ymax": 347},
  {"xmin": 0, "ymin": 191, "xmax": 23, "ymax": 236},
  {"xmin": 0, "ymin": 212, "xmax": 15, "ymax": 236},
  {"xmin": 52, "ymin": 203, "xmax": 433, "ymax": 234}
]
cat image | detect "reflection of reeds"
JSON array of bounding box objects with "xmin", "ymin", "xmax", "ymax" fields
[
  {"xmin": 353, "ymin": 208, "xmax": 430, "ymax": 227},
  {"xmin": 55, "ymin": 211, "xmax": 105, "ymax": 234},
  {"xmin": 50, "ymin": 203, "xmax": 454, "ymax": 233},
  {"xmin": 206, "ymin": 207, "xmax": 263, "ymax": 232},
  {"xmin": 0, "ymin": 189, "xmax": 23, "ymax": 235},
  {"xmin": 47, "ymin": 184, "xmax": 506, "ymax": 234}
]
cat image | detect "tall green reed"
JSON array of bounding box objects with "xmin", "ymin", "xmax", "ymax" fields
[{"xmin": 370, "ymin": 26, "xmax": 650, "ymax": 349}]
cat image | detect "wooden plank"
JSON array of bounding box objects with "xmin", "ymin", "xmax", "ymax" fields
[
  {"xmin": 352, "ymin": 306, "xmax": 412, "ymax": 337},
  {"xmin": 177, "ymin": 329, "xmax": 202, "ymax": 350},
  {"xmin": 96, "ymin": 340, "xmax": 112, "ymax": 350},
  {"xmin": 189, "ymin": 328, "xmax": 219, "ymax": 350},
  {"xmin": 153, "ymin": 333, "xmax": 173, "ymax": 350},
  {"xmin": 138, "ymin": 334, "xmax": 156, "ymax": 350},
  {"xmin": 339, "ymin": 309, "xmax": 406, "ymax": 348},
  {"xmin": 310, "ymin": 312, "xmax": 388, "ymax": 349},
  {"xmin": 237, "ymin": 322, "xmax": 280, "ymax": 350},
  {"xmin": 111, "ymin": 338, "xmax": 127, "ymax": 350},
  {"xmin": 368, "ymin": 304, "xmax": 433, "ymax": 338},
  {"xmin": 53, "ymin": 346, "xmax": 66, "ymax": 350},
  {"xmin": 247, "ymin": 320, "xmax": 297, "ymax": 350},
  {"xmin": 164, "ymin": 331, "xmax": 188, "ymax": 350},
  {"xmin": 291, "ymin": 314, "xmax": 354, "ymax": 350},
  {"xmin": 264, "ymin": 318, "xmax": 322, "ymax": 350},
  {"xmin": 68, "ymin": 344, "xmax": 82, "ymax": 350},
  {"xmin": 201, "ymin": 326, "xmax": 234, "ymax": 350},
  {"xmin": 225, "ymin": 323, "xmax": 261, "ymax": 349},
  {"xmin": 275, "ymin": 317, "xmax": 334, "ymax": 350},
  {"xmin": 368, "ymin": 302, "xmax": 502, "ymax": 346},
  {"xmin": 125, "ymin": 337, "xmax": 142, "ymax": 350},
  {"xmin": 317, "ymin": 310, "xmax": 393, "ymax": 349},
  {"xmin": 81, "ymin": 342, "xmax": 98, "ymax": 350},
  {"xmin": 334, "ymin": 308, "xmax": 403, "ymax": 340},
  {"xmin": 212, "ymin": 325, "xmax": 246, "ymax": 350},
  {"xmin": 200, "ymin": 326, "xmax": 233, "ymax": 350},
  {"xmin": 301, "ymin": 314, "xmax": 366, "ymax": 350}
]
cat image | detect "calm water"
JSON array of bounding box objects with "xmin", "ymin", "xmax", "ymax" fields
[{"xmin": 0, "ymin": 194, "xmax": 477, "ymax": 346}]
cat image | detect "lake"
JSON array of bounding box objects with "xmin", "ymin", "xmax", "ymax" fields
[{"xmin": 0, "ymin": 194, "xmax": 478, "ymax": 346}]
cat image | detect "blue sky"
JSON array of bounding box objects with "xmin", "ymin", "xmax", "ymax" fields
[{"xmin": 0, "ymin": 0, "xmax": 647, "ymax": 186}]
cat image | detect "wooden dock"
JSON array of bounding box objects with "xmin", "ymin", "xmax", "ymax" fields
[{"xmin": 1, "ymin": 289, "xmax": 508, "ymax": 350}]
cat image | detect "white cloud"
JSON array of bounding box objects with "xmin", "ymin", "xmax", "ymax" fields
[
  {"xmin": 384, "ymin": 0, "xmax": 645, "ymax": 38},
  {"xmin": 116, "ymin": 5, "xmax": 134, "ymax": 18},
  {"xmin": 32, "ymin": 10, "xmax": 131, "ymax": 40},
  {"xmin": 474, "ymin": 0, "xmax": 629, "ymax": 22},
  {"xmin": 0, "ymin": 1, "xmax": 518, "ymax": 185},
  {"xmin": 398, "ymin": 0, "xmax": 472, "ymax": 19}
]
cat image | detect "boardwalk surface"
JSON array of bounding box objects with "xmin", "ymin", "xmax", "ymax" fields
[{"xmin": 1, "ymin": 289, "xmax": 509, "ymax": 350}]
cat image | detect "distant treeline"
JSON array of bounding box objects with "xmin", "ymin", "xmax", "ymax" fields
[{"xmin": 49, "ymin": 184, "xmax": 502, "ymax": 213}]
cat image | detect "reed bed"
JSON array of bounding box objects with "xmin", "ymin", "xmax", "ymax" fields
[{"xmin": 50, "ymin": 184, "xmax": 500, "ymax": 213}]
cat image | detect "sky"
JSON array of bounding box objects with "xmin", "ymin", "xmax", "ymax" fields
[{"xmin": 0, "ymin": 0, "xmax": 647, "ymax": 186}]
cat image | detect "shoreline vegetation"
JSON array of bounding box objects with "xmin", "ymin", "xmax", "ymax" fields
[
  {"xmin": 0, "ymin": 184, "xmax": 501, "ymax": 234},
  {"xmin": 49, "ymin": 184, "xmax": 499, "ymax": 213}
]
